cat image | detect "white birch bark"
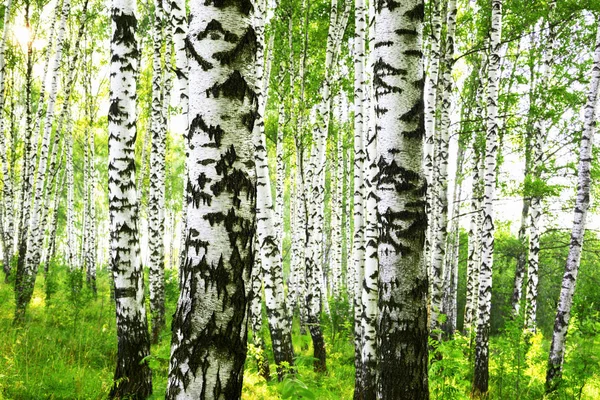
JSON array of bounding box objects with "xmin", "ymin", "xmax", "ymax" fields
[
  {"xmin": 545, "ymin": 17, "xmax": 600, "ymax": 392},
  {"xmin": 252, "ymin": 0, "xmax": 294, "ymax": 372},
  {"xmin": 443, "ymin": 141, "xmax": 463, "ymax": 335},
  {"xmin": 0, "ymin": 0, "xmax": 14, "ymax": 275},
  {"xmin": 304, "ymin": 0, "xmax": 350, "ymax": 372},
  {"xmin": 148, "ymin": 0, "xmax": 167, "ymax": 344},
  {"xmin": 16, "ymin": 0, "xmax": 70, "ymax": 320},
  {"xmin": 423, "ymin": 0, "xmax": 442, "ymax": 270},
  {"xmin": 329, "ymin": 95, "xmax": 343, "ymax": 300},
  {"xmin": 473, "ymin": 0, "xmax": 502, "ymax": 395},
  {"xmin": 525, "ymin": 7, "xmax": 556, "ymax": 332},
  {"xmin": 374, "ymin": 0, "xmax": 428, "ymax": 397},
  {"xmin": 166, "ymin": 0, "xmax": 257, "ymax": 395},
  {"xmin": 352, "ymin": 0, "xmax": 366, "ymax": 390},
  {"xmin": 66, "ymin": 116, "xmax": 76, "ymax": 271},
  {"xmin": 108, "ymin": 0, "xmax": 152, "ymax": 395},
  {"xmin": 249, "ymin": 244, "xmax": 270, "ymax": 380},
  {"xmin": 275, "ymin": 67, "xmax": 286, "ymax": 257},
  {"xmin": 360, "ymin": 9, "xmax": 377, "ymax": 390},
  {"xmin": 430, "ymin": 0, "xmax": 457, "ymax": 334}
]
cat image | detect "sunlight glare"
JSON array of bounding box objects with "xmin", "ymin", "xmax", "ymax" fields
[{"xmin": 12, "ymin": 25, "xmax": 32, "ymax": 50}]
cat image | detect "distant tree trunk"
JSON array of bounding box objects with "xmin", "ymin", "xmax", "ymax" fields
[
  {"xmin": 0, "ymin": 0, "xmax": 14, "ymax": 278},
  {"xmin": 304, "ymin": 0, "xmax": 349, "ymax": 373},
  {"xmin": 525, "ymin": 8, "xmax": 556, "ymax": 332},
  {"xmin": 423, "ymin": 0, "xmax": 442, "ymax": 274},
  {"xmin": 275, "ymin": 68, "xmax": 286, "ymax": 257},
  {"xmin": 16, "ymin": 0, "xmax": 70, "ymax": 321},
  {"xmin": 65, "ymin": 105, "xmax": 77, "ymax": 271},
  {"xmin": 165, "ymin": 0, "xmax": 257, "ymax": 396},
  {"xmin": 473, "ymin": 0, "xmax": 503, "ymax": 396},
  {"xmin": 464, "ymin": 140, "xmax": 482, "ymax": 334},
  {"xmin": 148, "ymin": 0, "xmax": 167, "ymax": 344},
  {"xmin": 352, "ymin": 0, "xmax": 366, "ymax": 392},
  {"xmin": 463, "ymin": 60, "xmax": 486, "ymax": 334},
  {"xmin": 443, "ymin": 142, "xmax": 464, "ymax": 335},
  {"xmin": 430, "ymin": 0, "xmax": 457, "ymax": 335},
  {"xmin": 107, "ymin": 0, "xmax": 153, "ymax": 396},
  {"xmin": 249, "ymin": 243, "xmax": 271, "ymax": 381},
  {"xmin": 168, "ymin": 0, "xmax": 189, "ymax": 280},
  {"xmin": 329, "ymin": 96, "xmax": 343, "ymax": 300},
  {"xmin": 85, "ymin": 53, "xmax": 97, "ymax": 294},
  {"xmin": 253, "ymin": 0, "xmax": 295, "ymax": 374},
  {"xmin": 360, "ymin": 23, "xmax": 377, "ymax": 394},
  {"xmin": 510, "ymin": 51, "xmax": 534, "ymax": 317},
  {"xmin": 510, "ymin": 194, "xmax": 529, "ymax": 317},
  {"xmin": 345, "ymin": 145, "xmax": 352, "ymax": 298},
  {"xmin": 374, "ymin": 0, "xmax": 429, "ymax": 397},
  {"xmin": 545, "ymin": 18, "xmax": 600, "ymax": 393}
]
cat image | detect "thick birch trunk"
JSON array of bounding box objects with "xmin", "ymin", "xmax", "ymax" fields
[
  {"xmin": 545, "ymin": 18, "xmax": 600, "ymax": 393},
  {"xmin": 374, "ymin": 0, "xmax": 429, "ymax": 397},
  {"xmin": 166, "ymin": 0, "xmax": 257, "ymax": 396},
  {"xmin": 473, "ymin": 0, "xmax": 502, "ymax": 395}
]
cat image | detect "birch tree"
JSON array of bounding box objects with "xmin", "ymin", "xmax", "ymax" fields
[
  {"xmin": 16, "ymin": 0, "xmax": 71, "ymax": 320},
  {"xmin": 524, "ymin": 6, "xmax": 556, "ymax": 332},
  {"xmin": 0, "ymin": 0, "xmax": 14, "ymax": 278},
  {"xmin": 165, "ymin": 0, "xmax": 257, "ymax": 395},
  {"xmin": 374, "ymin": 0, "xmax": 429, "ymax": 397},
  {"xmin": 148, "ymin": 0, "xmax": 167, "ymax": 344},
  {"xmin": 473, "ymin": 0, "xmax": 503, "ymax": 395},
  {"xmin": 352, "ymin": 0, "xmax": 366, "ymax": 390},
  {"xmin": 545, "ymin": 18, "xmax": 600, "ymax": 393},
  {"xmin": 430, "ymin": 0, "xmax": 457, "ymax": 334},
  {"xmin": 107, "ymin": 0, "xmax": 153, "ymax": 395},
  {"xmin": 253, "ymin": 0, "xmax": 295, "ymax": 373}
]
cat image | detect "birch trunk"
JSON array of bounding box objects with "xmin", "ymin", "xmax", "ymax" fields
[
  {"xmin": 329, "ymin": 97, "xmax": 343, "ymax": 300},
  {"xmin": 443, "ymin": 142, "xmax": 463, "ymax": 335},
  {"xmin": 165, "ymin": 0, "xmax": 257, "ymax": 395},
  {"xmin": 374, "ymin": 0, "xmax": 428, "ymax": 397},
  {"xmin": 525, "ymin": 8, "xmax": 556, "ymax": 332},
  {"xmin": 430, "ymin": 0, "xmax": 457, "ymax": 334},
  {"xmin": 148, "ymin": 0, "xmax": 167, "ymax": 344},
  {"xmin": 304, "ymin": 0, "xmax": 349, "ymax": 372},
  {"xmin": 107, "ymin": 0, "xmax": 153, "ymax": 396},
  {"xmin": 0, "ymin": 0, "xmax": 14, "ymax": 277},
  {"xmin": 473, "ymin": 0, "xmax": 502, "ymax": 395},
  {"xmin": 545, "ymin": 18, "xmax": 600, "ymax": 393},
  {"xmin": 16, "ymin": 0, "xmax": 70, "ymax": 321},
  {"xmin": 249, "ymin": 242, "xmax": 270, "ymax": 380},
  {"xmin": 352, "ymin": 0, "xmax": 366, "ymax": 390},
  {"xmin": 423, "ymin": 0, "xmax": 442, "ymax": 273},
  {"xmin": 275, "ymin": 67, "xmax": 285, "ymax": 257},
  {"xmin": 359, "ymin": 18, "xmax": 378, "ymax": 393},
  {"xmin": 253, "ymin": 0, "xmax": 295, "ymax": 373}
]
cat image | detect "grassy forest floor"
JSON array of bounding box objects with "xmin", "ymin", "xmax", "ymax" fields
[{"xmin": 0, "ymin": 264, "xmax": 598, "ymax": 399}]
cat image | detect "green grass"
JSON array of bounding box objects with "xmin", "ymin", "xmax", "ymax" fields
[{"xmin": 1, "ymin": 264, "xmax": 599, "ymax": 399}]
